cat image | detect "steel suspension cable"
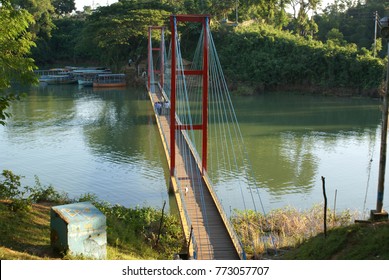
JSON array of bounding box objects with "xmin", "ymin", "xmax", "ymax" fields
[
  {"xmin": 207, "ymin": 27, "xmax": 272, "ymax": 254},
  {"xmin": 208, "ymin": 30, "xmax": 267, "ymax": 216}
]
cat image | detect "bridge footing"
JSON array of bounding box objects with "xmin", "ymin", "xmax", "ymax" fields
[{"xmin": 370, "ymin": 210, "xmax": 389, "ymax": 221}]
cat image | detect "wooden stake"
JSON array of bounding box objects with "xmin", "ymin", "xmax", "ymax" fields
[
  {"xmin": 155, "ymin": 200, "xmax": 166, "ymax": 247},
  {"xmin": 321, "ymin": 176, "xmax": 327, "ymax": 238}
]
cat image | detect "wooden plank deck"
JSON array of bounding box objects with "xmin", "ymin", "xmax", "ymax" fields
[{"xmin": 148, "ymin": 86, "xmax": 240, "ymax": 260}]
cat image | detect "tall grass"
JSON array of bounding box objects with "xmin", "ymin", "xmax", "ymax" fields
[{"xmin": 231, "ymin": 204, "xmax": 359, "ymax": 259}]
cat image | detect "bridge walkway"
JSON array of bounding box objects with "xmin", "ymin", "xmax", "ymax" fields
[{"xmin": 148, "ymin": 85, "xmax": 240, "ymax": 260}]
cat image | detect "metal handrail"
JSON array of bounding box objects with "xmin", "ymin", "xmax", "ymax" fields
[
  {"xmin": 151, "ymin": 82, "xmax": 244, "ymax": 259},
  {"xmin": 148, "ymin": 84, "xmax": 198, "ymax": 259}
]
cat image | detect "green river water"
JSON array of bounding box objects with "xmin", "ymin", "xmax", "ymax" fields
[{"xmin": 0, "ymin": 84, "xmax": 386, "ymax": 218}]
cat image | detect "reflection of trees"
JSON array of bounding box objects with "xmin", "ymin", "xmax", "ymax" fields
[
  {"xmin": 79, "ymin": 88, "xmax": 164, "ymax": 167},
  {"xmin": 207, "ymin": 93, "xmax": 381, "ymax": 197},
  {"xmin": 216, "ymin": 130, "xmax": 318, "ymax": 196},
  {"xmin": 6, "ymin": 85, "xmax": 76, "ymax": 132}
]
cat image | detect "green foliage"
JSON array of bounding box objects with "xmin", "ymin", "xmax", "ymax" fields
[
  {"xmin": 73, "ymin": 1, "xmax": 173, "ymax": 70},
  {"xmin": 52, "ymin": 0, "xmax": 75, "ymax": 15},
  {"xmin": 0, "ymin": 170, "xmax": 31, "ymax": 212},
  {"xmin": 283, "ymin": 222, "xmax": 389, "ymax": 259},
  {"xmin": 215, "ymin": 22, "xmax": 385, "ymax": 94},
  {"xmin": 0, "ymin": 170, "xmax": 24, "ymax": 200},
  {"xmin": 0, "ymin": 1, "xmax": 37, "ymax": 89},
  {"xmin": 315, "ymin": 0, "xmax": 388, "ymax": 52},
  {"xmin": 326, "ymin": 28, "xmax": 346, "ymax": 46},
  {"xmin": 0, "ymin": 170, "xmax": 70, "ymax": 212},
  {"xmin": 0, "ymin": 169, "xmax": 184, "ymax": 259},
  {"xmin": 44, "ymin": 17, "xmax": 85, "ymax": 64},
  {"xmin": 0, "ymin": 94, "xmax": 21, "ymax": 126},
  {"xmin": 11, "ymin": 0, "xmax": 56, "ymax": 40},
  {"xmin": 92, "ymin": 202, "xmax": 184, "ymax": 259},
  {"xmin": 26, "ymin": 176, "xmax": 69, "ymax": 204},
  {"xmin": 0, "ymin": 1, "xmax": 37, "ymax": 124}
]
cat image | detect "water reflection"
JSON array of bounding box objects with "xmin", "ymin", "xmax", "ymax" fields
[
  {"xmin": 1, "ymin": 85, "xmax": 169, "ymax": 210},
  {"xmin": 208, "ymin": 93, "xmax": 383, "ymax": 214},
  {"xmin": 0, "ymin": 87, "xmax": 386, "ymax": 215}
]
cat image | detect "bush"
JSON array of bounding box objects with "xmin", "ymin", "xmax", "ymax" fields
[
  {"xmin": 26, "ymin": 176, "xmax": 69, "ymax": 204},
  {"xmin": 0, "ymin": 170, "xmax": 24, "ymax": 199},
  {"xmin": 0, "ymin": 170, "xmax": 70, "ymax": 212},
  {"xmin": 0, "ymin": 170, "xmax": 31, "ymax": 212}
]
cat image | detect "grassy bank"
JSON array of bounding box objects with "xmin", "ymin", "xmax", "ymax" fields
[
  {"xmin": 1, "ymin": 170, "xmax": 389, "ymax": 260},
  {"xmin": 0, "ymin": 170, "xmax": 185, "ymax": 260},
  {"xmin": 1, "ymin": 199, "xmax": 389, "ymax": 260},
  {"xmin": 0, "ymin": 198, "xmax": 185, "ymax": 260},
  {"xmin": 2, "ymin": 199, "xmax": 389, "ymax": 260}
]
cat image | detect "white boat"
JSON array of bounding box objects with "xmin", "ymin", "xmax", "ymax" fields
[
  {"xmin": 76, "ymin": 69, "xmax": 112, "ymax": 87},
  {"xmin": 93, "ymin": 74, "xmax": 126, "ymax": 88},
  {"xmin": 39, "ymin": 74, "xmax": 77, "ymax": 84}
]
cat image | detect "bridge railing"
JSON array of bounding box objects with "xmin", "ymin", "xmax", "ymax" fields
[
  {"xmin": 149, "ymin": 83, "xmax": 199, "ymax": 259},
  {"xmin": 157, "ymin": 82, "xmax": 246, "ymax": 260},
  {"xmin": 173, "ymin": 169, "xmax": 199, "ymax": 259},
  {"xmin": 179, "ymin": 120, "xmax": 247, "ymax": 260}
]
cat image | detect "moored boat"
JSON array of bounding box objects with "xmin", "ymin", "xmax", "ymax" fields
[
  {"xmin": 39, "ymin": 74, "xmax": 77, "ymax": 85},
  {"xmin": 76, "ymin": 69, "xmax": 112, "ymax": 87},
  {"xmin": 93, "ymin": 74, "xmax": 126, "ymax": 88}
]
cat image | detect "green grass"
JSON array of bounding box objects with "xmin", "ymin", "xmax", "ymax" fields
[
  {"xmin": 0, "ymin": 170, "xmax": 185, "ymax": 260},
  {"xmin": 232, "ymin": 204, "xmax": 360, "ymax": 259},
  {"xmin": 0, "ymin": 202, "xmax": 53, "ymax": 259},
  {"xmin": 283, "ymin": 222, "xmax": 389, "ymax": 259},
  {"xmin": 1, "ymin": 170, "xmax": 389, "ymax": 260},
  {"xmin": 2, "ymin": 199, "xmax": 389, "ymax": 260},
  {"xmin": 0, "ymin": 200, "xmax": 185, "ymax": 260}
]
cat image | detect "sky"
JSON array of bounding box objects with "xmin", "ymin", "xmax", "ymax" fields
[{"xmin": 75, "ymin": 0, "xmax": 334, "ymax": 12}]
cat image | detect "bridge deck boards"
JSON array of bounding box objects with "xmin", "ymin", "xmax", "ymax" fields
[{"xmin": 149, "ymin": 87, "xmax": 240, "ymax": 260}]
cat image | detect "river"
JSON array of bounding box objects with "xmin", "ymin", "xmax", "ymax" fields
[{"xmin": 0, "ymin": 84, "xmax": 387, "ymax": 218}]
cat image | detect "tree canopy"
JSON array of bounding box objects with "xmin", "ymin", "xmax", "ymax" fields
[
  {"xmin": 52, "ymin": 0, "xmax": 75, "ymax": 15},
  {"xmin": 0, "ymin": 0, "xmax": 37, "ymax": 124},
  {"xmin": 10, "ymin": 0, "xmax": 389, "ymax": 96}
]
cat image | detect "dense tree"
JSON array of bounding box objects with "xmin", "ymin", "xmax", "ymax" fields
[
  {"xmin": 214, "ymin": 22, "xmax": 384, "ymax": 94},
  {"xmin": 76, "ymin": 1, "xmax": 174, "ymax": 70},
  {"xmin": 0, "ymin": 0, "xmax": 37, "ymax": 124},
  {"xmin": 10, "ymin": 0, "xmax": 56, "ymax": 66},
  {"xmin": 288, "ymin": 0, "xmax": 321, "ymax": 36},
  {"xmin": 314, "ymin": 0, "xmax": 388, "ymax": 53},
  {"xmin": 22, "ymin": 0, "xmax": 387, "ymax": 96},
  {"xmin": 11, "ymin": 0, "xmax": 55, "ymax": 39},
  {"xmin": 326, "ymin": 28, "xmax": 347, "ymax": 45},
  {"xmin": 52, "ymin": 0, "xmax": 75, "ymax": 15}
]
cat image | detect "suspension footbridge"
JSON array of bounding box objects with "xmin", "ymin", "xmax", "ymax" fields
[{"xmin": 146, "ymin": 15, "xmax": 264, "ymax": 260}]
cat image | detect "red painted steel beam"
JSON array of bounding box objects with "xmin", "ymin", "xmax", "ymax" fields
[
  {"xmin": 170, "ymin": 17, "xmax": 177, "ymax": 176},
  {"xmin": 170, "ymin": 15, "xmax": 210, "ymax": 176},
  {"xmin": 173, "ymin": 14, "xmax": 211, "ymax": 23},
  {"xmin": 147, "ymin": 27, "xmax": 151, "ymax": 90},
  {"xmin": 183, "ymin": 70, "xmax": 203, "ymax": 75},
  {"xmin": 176, "ymin": 124, "xmax": 202, "ymax": 130},
  {"xmin": 160, "ymin": 27, "xmax": 165, "ymax": 87},
  {"xmin": 148, "ymin": 26, "xmax": 165, "ymax": 89},
  {"xmin": 202, "ymin": 17, "xmax": 209, "ymax": 173}
]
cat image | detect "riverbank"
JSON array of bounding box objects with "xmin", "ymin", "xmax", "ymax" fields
[
  {"xmin": 0, "ymin": 199, "xmax": 184, "ymax": 260},
  {"xmin": 229, "ymin": 81, "xmax": 383, "ymax": 98},
  {"xmin": 1, "ymin": 197, "xmax": 388, "ymax": 260}
]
